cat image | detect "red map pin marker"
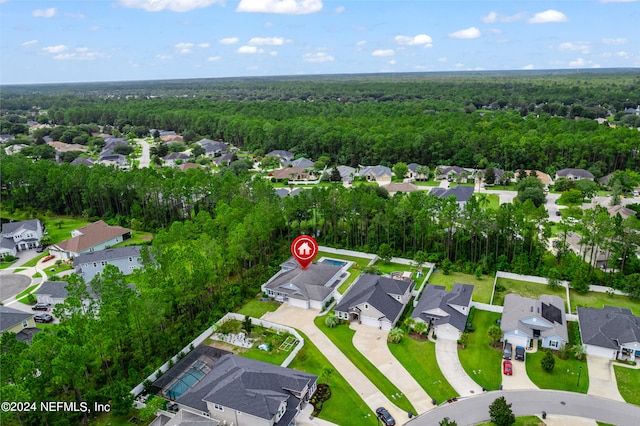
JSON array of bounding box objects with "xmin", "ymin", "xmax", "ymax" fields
[{"xmin": 291, "ymin": 235, "xmax": 318, "ymax": 270}]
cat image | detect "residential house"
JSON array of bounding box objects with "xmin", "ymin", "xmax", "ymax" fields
[
  {"xmin": 381, "ymin": 182, "xmax": 419, "ymax": 195},
  {"xmin": 565, "ymin": 231, "xmax": 609, "ymax": 270},
  {"xmin": 212, "ymin": 152, "xmax": 234, "ymax": 167},
  {"xmin": 270, "ymin": 167, "xmax": 316, "ymax": 182},
  {"xmin": 578, "ymin": 306, "xmax": 640, "ymax": 361},
  {"xmin": 266, "ymin": 150, "xmax": 295, "ymax": 164},
  {"xmin": 196, "ymin": 139, "xmax": 229, "ymax": 158},
  {"xmin": 97, "ymin": 154, "xmax": 129, "ymax": 169},
  {"xmin": 74, "ymin": 245, "xmax": 143, "ymax": 282},
  {"xmin": 178, "ymin": 162, "xmax": 201, "ymax": 172},
  {"xmin": 262, "ymin": 259, "xmax": 345, "ymax": 309},
  {"xmin": 0, "ymin": 219, "xmax": 44, "ymax": 257},
  {"xmin": 525, "ymin": 170, "xmax": 553, "ymax": 189},
  {"xmin": 0, "ymin": 306, "xmax": 39, "ymax": 343},
  {"xmin": 101, "ymin": 137, "xmax": 128, "ymax": 155},
  {"xmin": 358, "ymin": 165, "xmax": 393, "ymax": 184},
  {"xmin": 35, "ymin": 281, "xmax": 71, "ymax": 306},
  {"xmin": 598, "ymin": 172, "xmax": 614, "ymax": 188},
  {"xmin": 407, "ymin": 163, "xmax": 428, "ymax": 181},
  {"xmin": 336, "ymin": 165, "xmax": 356, "ymax": 183},
  {"xmin": 70, "ymin": 157, "xmax": 94, "ymax": 167},
  {"xmin": 500, "ymin": 294, "xmax": 568, "ymax": 350},
  {"xmin": 435, "ymin": 166, "xmax": 474, "ymax": 183},
  {"xmin": 4, "ymin": 144, "xmax": 27, "ymax": 155},
  {"xmin": 555, "ymin": 168, "xmax": 594, "ymax": 181},
  {"xmin": 49, "ymin": 220, "xmax": 132, "ymax": 260},
  {"xmin": 152, "ymin": 346, "xmax": 317, "ymax": 426},
  {"xmin": 607, "ymin": 205, "xmax": 637, "ymax": 220},
  {"xmin": 275, "ymin": 188, "xmax": 304, "ymax": 198},
  {"xmin": 411, "ymin": 283, "xmax": 474, "ymax": 340},
  {"xmin": 47, "ymin": 141, "xmax": 88, "ymax": 161},
  {"xmin": 334, "ymin": 273, "xmax": 414, "ymax": 331},
  {"xmin": 429, "ymin": 186, "xmax": 475, "ymax": 206},
  {"xmin": 623, "ymin": 106, "xmax": 640, "ymax": 115},
  {"xmin": 0, "ymin": 134, "xmax": 15, "ymax": 143},
  {"xmin": 163, "ymin": 152, "xmax": 190, "ymax": 166},
  {"xmin": 284, "ymin": 157, "xmax": 315, "ymax": 169}
]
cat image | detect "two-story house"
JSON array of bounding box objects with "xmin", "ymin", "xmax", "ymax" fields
[
  {"xmin": 0, "ymin": 219, "xmax": 44, "ymax": 257},
  {"xmin": 73, "ymin": 245, "xmax": 143, "ymax": 282},
  {"xmin": 411, "ymin": 283, "xmax": 474, "ymax": 340},
  {"xmin": 0, "ymin": 306, "xmax": 39, "ymax": 343}
]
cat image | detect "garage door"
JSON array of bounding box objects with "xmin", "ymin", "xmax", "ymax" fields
[{"xmin": 288, "ymin": 298, "xmax": 309, "ymax": 309}]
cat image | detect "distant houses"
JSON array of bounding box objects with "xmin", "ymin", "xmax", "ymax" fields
[
  {"xmin": 555, "ymin": 168, "xmax": 594, "ymax": 181},
  {"xmin": 73, "ymin": 245, "xmax": 143, "ymax": 282},
  {"xmin": 49, "ymin": 220, "xmax": 132, "ymax": 260}
]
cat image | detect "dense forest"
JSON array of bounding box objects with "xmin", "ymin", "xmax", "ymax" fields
[{"xmin": 1, "ymin": 70, "xmax": 640, "ymax": 425}]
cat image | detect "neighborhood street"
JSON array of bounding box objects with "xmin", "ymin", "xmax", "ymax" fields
[{"xmin": 137, "ymin": 138, "xmax": 151, "ymax": 168}]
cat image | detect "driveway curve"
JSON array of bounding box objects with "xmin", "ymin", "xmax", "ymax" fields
[
  {"xmin": 406, "ymin": 389, "xmax": 640, "ymax": 426},
  {"xmin": 435, "ymin": 338, "xmax": 483, "ymax": 396},
  {"xmin": 350, "ymin": 323, "xmax": 433, "ymax": 414}
]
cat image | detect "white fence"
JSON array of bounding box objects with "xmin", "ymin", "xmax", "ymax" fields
[
  {"xmin": 318, "ymin": 245, "xmax": 378, "ymax": 266},
  {"xmin": 130, "ymin": 312, "xmax": 304, "ymax": 398},
  {"xmin": 493, "ymin": 271, "xmax": 572, "ymax": 313}
]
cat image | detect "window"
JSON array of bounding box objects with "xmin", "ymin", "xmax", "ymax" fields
[
  {"xmin": 128, "ymin": 257, "xmax": 133, "ymax": 262},
  {"xmin": 549, "ymin": 340, "xmax": 559, "ymax": 348},
  {"xmin": 213, "ymin": 404, "xmax": 223, "ymax": 411},
  {"xmin": 101, "ymin": 261, "xmax": 107, "ymax": 266},
  {"xmin": 364, "ymin": 303, "xmax": 369, "ymax": 310},
  {"xmin": 22, "ymin": 320, "xmax": 28, "ymax": 327},
  {"xmin": 93, "ymin": 262, "xmax": 97, "ymax": 268}
]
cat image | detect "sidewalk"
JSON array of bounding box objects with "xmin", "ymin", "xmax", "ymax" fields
[{"xmin": 261, "ymin": 304, "xmax": 411, "ymax": 425}]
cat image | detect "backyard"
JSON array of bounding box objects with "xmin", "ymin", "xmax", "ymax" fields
[
  {"xmin": 525, "ymin": 348, "xmax": 589, "ymax": 394},
  {"xmin": 613, "ymin": 365, "xmax": 640, "ymax": 406},
  {"xmin": 387, "ymin": 335, "xmax": 458, "ymax": 404},
  {"xmin": 236, "ymin": 295, "xmax": 281, "ymax": 318},
  {"xmin": 427, "ymin": 271, "xmax": 494, "ymax": 304},
  {"xmin": 492, "ymin": 278, "xmax": 567, "ymax": 308},
  {"xmin": 314, "ymin": 314, "xmax": 416, "ymax": 414},
  {"xmin": 315, "ymin": 250, "xmax": 373, "ymax": 294},
  {"xmin": 569, "ymin": 289, "xmax": 640, "ymax": 316},
  {"xmin": 457, "ymin": 310, "xmax": 503, "ymax": 391}
]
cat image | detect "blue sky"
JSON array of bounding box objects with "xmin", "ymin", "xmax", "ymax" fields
[{"xmin": 1, "ymin": 0, "xmax": 639, "ymax": 84}]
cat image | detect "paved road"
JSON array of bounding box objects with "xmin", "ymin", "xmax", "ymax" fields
[
  {"xmin": 137, "ymin": 138, "xmax": 151, "ymax": 168},
  {"xmin": 0, "ymin": 271, "xmax": 31, "ymax": 301},
  {"xmin": 406, "ymin": 390, "xmax": 640, "ymax": 426}
]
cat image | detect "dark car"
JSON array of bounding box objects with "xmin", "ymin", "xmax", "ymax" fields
[
  {"xmin": 515, "ymin": 346, "xmax": 525, "ymax": 361},
  {"xmin": 376, "ymin": 407, "xmax": 395, "ymax": 426},
  {"xmin": 34, "ymin": 313, "xmax": 53, "ymax": 323},
  {"xmin": 31, "ymin": 303, "xmax": 51, "ymax": 311},
  {"xmin": 502, "ymin": 342, "xmax": 512, "ymax": 360},
  {"xmin": 35, "ymin": 245, "xmax": 47, "ymax": 253},
  {"xmin": 555, "ymin": 210, "xmax": 561, "ymax": 217}
]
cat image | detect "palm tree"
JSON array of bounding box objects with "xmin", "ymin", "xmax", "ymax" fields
[
  {"xmin": 414, "ymin": 321, "xmax": 427, "ymax": 336},
  {"xmin": 388, "ymin": 327, "xmax": 404, "ymax": 343}
]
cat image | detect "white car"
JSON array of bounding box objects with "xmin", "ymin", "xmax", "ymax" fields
[{"xmin": 567, "ymin": 217, "xmax": 579, "ymax": 224}]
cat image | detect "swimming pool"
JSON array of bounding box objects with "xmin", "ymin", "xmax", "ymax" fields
[
  {"xmin": 320, "ymin": 259, "xmax": 347, "ymax": 267},
  {"xmin": 165, "ymin": 366, "xmax": 205, "ymax": 398}
]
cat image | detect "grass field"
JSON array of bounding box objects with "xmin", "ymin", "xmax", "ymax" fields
[
  {"xmin": 314, "ymin": 314, "xmax": 416, "ymax": 413},
  {"xmin": 43, "ymin": 217, "xmax": 92, "ymax": 244},
  {"xmin": 0, "ymin": 258, "xmax": 18, "ymax": 269},
  {"xmin": 375, "ymin": 261, "xmax": 415, "ymax": 275},
  {"xmin": 288, "ymin": 330, "xmax": 377, "ymax": 425},
  {"xmin": 613, "ymin": 366, "xmax": 640, "ymax": 406},
  {"xmin": 112, "ymin": 231, "xmax": 154, "ymax": 248},
  {"xmin": 569, "ymin": 289, "xmax": 640, "ymax": 316},
  {"xmin": 476, "ymin": 416, "xmax": 544, "ymax": 426},
  {"xmin": 492, "ymin": 278, "xmax": 567, "ymax": 307},
  {"xmin": 475, "ymin": 193, "xmax": 500, "ymax": 209},
  {"xmin": 387, "ymin": 336, "xmax": 458, "ymax": 403},
  {"xmin": 236, "ymin": 296, "xmax": 281, "ymax": 318},
  {"xmin": 525, "ymin": 348, "xmax": 589, "ymax": 394},
  {"xmin": 457, "ymin": 310, "xmax": 503, "ymax": 391},
  {"xmin": 427, "ymin": 271, "xmax": 494, "ymax": 304}
]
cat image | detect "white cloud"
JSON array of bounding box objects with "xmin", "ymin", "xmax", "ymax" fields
[
  {"xmin": 220, "ymin": 37, "xmax": 239, "ymax": 45},
  {"xmin": 303, "ymin": 51, "xmax": 334, "ymax": 63},
  {"xmin": 208, "ymin": 56, "xmax": 221, "ymax": 61},
  {"xmin": 395, "ymin": 34, "xmax": 433, "ymax": 47},
  {"xmin": 176, "ymin": 42, "xmax": 195, "ymax": 54},
  {"xmin": 481, "ymin": 11, "xmax": 525, "ymax": 23},
  {"xmin": 449, "ymin": 27, "xmax": 481, "ymax": 39},
  {"xmin": 238, "ymin": 45, "xmax": 263, "ymax": 54},
  {"xmin": 52, "ymin": 47, "xmax": 105, "ymax": 61},
  {"xmin": 119, "ymin": 0, "xmax": 223, "ymax": 13},
  {"xmin": 335, "ymin": 6, "xmax": 345, "ymax": 13},
  {"xmin": 569, "ymin": 58, "xmax": 587, "ymax": 67},
  {"xmin": 269, "ymin": 51, "xmax": 278, "ymax": 56},
  {"xmin": 156, "ymin": 54, "xmax": 172, "ymax": 60},
  {"xmin": 89, "ymin": 26, "xmax": 101, "ymax": 31},
  {"xmin": 602, "ymin": 38, "xmax": 627, "ymax": 45},
  {"xmin": 438, "ymin": 57, "xmax": 447, "ymax": 63},
  {"xmin": 616, "ymin": 51, "xmax": 629, "ymax": 57},
  {"xmin": 198, "ymin": 43, "xmax": 210, "ymax": 48},
  {"xmin": 356, "ymin": 40, "xmax": 366, "ymax": 46},
  {"xmin": 22, "ymin": 40, "xmax": 38, "ymax": 48},
  {"xmin": 65, "ymin": 13, "xmax": 87, "ymax": 19},
  {"xmin": 264, "ymin": 22, "xmax": 275, "ymax": 28},
  {"xmin": 237, "ymin": 0, "xmax": 322, "ymax": 15},
  {"xmin": 42, "ymin": 45, "xmax": 68, "ymax": 54},
  {"xmin": 32, "ymin": 8, "xmax": 56, "ymax": 18},
  {"xmin": 523, "ymin": 64, "xmax": 535, "ymax": 70},
  {"xmin": 558, "ymin": 41, "xmax": 590, "ymax": 54},
  {"xmin": 248, "ymin": 37, "xmax": 288, "ymax": 46},
  {"xmin": 388, "ymin": 59, "xmax": 396, "ymax": 65},
  {"xmin": 372, "ymin": 49, "xmax": 394, "ymax": 57},
  {"xmin": 528, "ymin": 10, "xmax": 568, "ymax": 24}
]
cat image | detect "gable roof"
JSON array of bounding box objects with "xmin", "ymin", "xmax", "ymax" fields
[
  {"xmin": 213, "ymin": 152, "xmax": 234, "ymax": 166},
  {"xmin": 197, "ymin": 139, "xmax": 229, "ymax": 153},
  {"xmin": 358, "ymin": 165, "xmax": 393, "ymax": 178},
  {"xmin": 270, "ymin": 167, "xmax": 313, "ymax": 180},
  {"xmin": 35, "ymin": 280, "xmax": 70, "ymax": 299},
  {"xmin": 412, "ymin": 283, "xmax": 474, "ymax": 332},
  {"xmin": 381, "ymin": 182, "xmax": 419, "ymax": 193},
  {"xmin": 263, "ymin": 262, "xmax": 341, "ymax": 302},
  {"xmin": 501, "ymin": 294, "xmax": 568, "ymax": 342},
  {"xmin": 429, "ymin": 186, "xmax": 475, "ymax": 202},
  {"xmin": 578, "ymin": 306, "xmax": 640, "ymax": 349},
  {"xmin": 1, "ymin": 219, "xmax": 40, "ymax": 236},
  {"xmin": 336, "ymin": 165, "xmax": 356, "ymax": 181},
  {"xmin": 285, "ymin": 157, "xmax": 315, "ymax": 169},
  {"xmin": 407, "ymin": 163, "xmax": 422, "ymax": 173},
  {"xmin": 74, "ymin": 245, "xmax": 142, "ymax": 267},
  {"xmin": 335, "ymin": 273, "xmax": 412, "ymax": 324},
  {"xmin": 607, "ymin": 205, "xmax": 637, "ymax": 219},
  {"xmin": 163, "ymin": 152, "xmax": 189, "ymax": 160},
  {"xmin": 70, "ymin": 157, "xmax": 94, "ymax": 167},
  {"xmin": 266, "ymin": 150, "xmax": 295, "ymax": 161},
  {"xmin": 178, "ymin": 162, "xmax": 201, "ymax": 171},
  {"xmin": 0, "ymin": 306, "xmax": 33, "ymax": 332},
  {"xmin": 51, "ymin": 221, "xmax": 131, "ymax": 255},
  {"xmin": 556, "ymin": 168, "xmax": 594, "ymax": 179}
]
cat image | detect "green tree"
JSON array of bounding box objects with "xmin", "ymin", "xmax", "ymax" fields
[
  {"xmin": 329, "ymin": 166, "xmax": 342, "ymax": 182},
  {"xmin": 388, "ymin": 327, "xmax": 404, "ymax": 343},
  {"xmin": 487, "ymin": 324, "xmax": 502, "ymax": 348},
  {"xmin": 242, "ymin": 315, "xmax": 253, "ymax": 337},
  {"xmin": 488, "ymin": 396, "xmax": 515, "ymax": 426},
  {"xmin": 324, "ymin": 314, "xmax": 339, "ymax": 328},
  {"xmin": 547, "ymin": 268, "xmax": 562, "ymax": 290},
  {"xmin": 484, "ymin": 167, "xmax": 496, "ymax": 185},
  {"xmin": 439, "ymin": 418, "xmax": 458, "ymax": 426},
  {"xmin": 322, "ymin": 367, "xmax": 334, "ymax": 385},
  {"xmin": 378, "ymin": 243, "xmax": 392, "ymax": 263},
  {"xmin": 393, "ymin": 162, "xmax": 409, "ymax": 181},
  {"xmin": 414, "ymin": 321, "xmax": 427, "ymax": 336},
  {"xmin": 191, "ymin": 144, "xmax": 205, "ymax": 159},
  {"xmin": 458, "ymin": 332, "xmax": 469, "ymax": 349},
  {"xmin": 541, "ymin": 349, "xmax": 556, "ymax": 372}
]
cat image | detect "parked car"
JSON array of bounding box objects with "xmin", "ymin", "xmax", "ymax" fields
[
  {"xmin": 502, "ymin": 342, "xmax": 512, "ymax": 360},
  {"xmin": 515, "ymin": 346, "xmax": 525, "ymax": 361},
  {"xmin": 32, "ymin": 303, "xmax": 51, "ymax": 311},
  {"xmin": 503, "ymin": 360, "xmax": 513, "ymax": 375},
  {"xmin": 35, "ymin": 245, "xmax": 47, "ymax": 253},
  {"xmin": 567, "ymin": 217, "xmax": 579, "ymax": 224},
  {"xmin": 40, "ymin": 254, "xmax": 55, "ymax": 263},
  {"xmin": 555, "ymin": 210, "xmax": 561, "ymax": 217},
  {"xmin": 376, "ymin": 407, "xmax": 396, "ymax": 426},
  {"xmin": 34, "ymin": 313, "xmax": 53, "ymax": 323}
]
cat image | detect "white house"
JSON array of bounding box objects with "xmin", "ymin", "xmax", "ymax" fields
[
  {"xmin": 0, "ymin": 219, "xmax": 44, "ymax": 257},
  {"xmin": 49, "ymin": 221, "xmax": 132, "ymax": 260}
]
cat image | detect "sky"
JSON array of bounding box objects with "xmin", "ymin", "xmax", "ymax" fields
[{"xmin": 1, "ymin": 0, "xmax": 639, "ymax": 84}]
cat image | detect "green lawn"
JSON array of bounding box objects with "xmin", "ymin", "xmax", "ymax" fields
[
  {"xmin": 15, "ymin": 284, "xmax": 38, "ymax": 300},
  {"xmin": 387, "ymin": 336, "xmax": 458, "ymax": 403},
  {"xmin": 427, "ymin": 271, "xmax": 494, "ymax": 304},
  {"xmin": 493, "ymin": 278, "xmax": 567, "ymax": 308},
  {"xmin": 457, "ymin": 310, "xmax": 503, "ymax": 391},
  {"xmin": 111, "ymin": 231, "xmax": 154, "ymax": 248},
  {"xmin": 0, "ymin": 259, "xmax": 18, "ymax": 269},
  {"xmin": 20, "ymin": 253, "xmax": 47, "ymax": 267},
  {"xmin": 336, "ymin": 270, "xmax": 361, "ymax": 294},
  {"xmin": 613, "ymin": 366, "xmax": 640, "ymax": 406},
  {"xmin": 476, "ymin": 416, "xmax": 544, "ymax": 426},
  {"xmin": 236, "ymin": 296, "xmax": 281, "ymax": 318},
  {"xmin": 43, "ymin": 216, "xmax": 92, "ymax": 244},
  {"xmin": 375, "ymin": 261, "xmax": 415, "ymax": 275},
  {"xmin": 288, "ymin": 330, "xmax": 377, "ymax": 425},
  {"xmin": 413, "ymin": 180, "xmax": 440, "ymax": 187},
  {"xmin": 569, "ymin": 289, "xmax": 640, "ymax": 316},
  {"xmin": 525, "ymin": 348, "xmax": 589, "ymax": 394},
  {"xmin": 475, "ymin": 193, "xmax": 500, "ymax": 209},
  {"xmin": 314, "ymin": 315, "xmax": 416, "ymax": 413}
]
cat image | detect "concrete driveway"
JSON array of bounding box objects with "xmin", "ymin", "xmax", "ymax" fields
[
  {"xmin": 501, "ymin": 358, "xmax": 538, "ymax": 390},
  {"xmin": 350, "ymin": 323, "xmax": 433, "ymax": 414},
  {"xmin": 261, "ymin": 304, "xmax": 411, "ymax": 424},
  {"xmin": 434, "ymin": 338, "xmax": 483, "ymax": 396},
  {"xmin": 586, "ymin": 356, "xmax": 624, "ymax": 401}
]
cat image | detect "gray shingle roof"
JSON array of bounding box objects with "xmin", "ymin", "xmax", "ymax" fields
[
  {"xmin": 267, "ymin": 150, "xmax": 295, "ymax": 161},
  {"xmin": 578, "ymin": 306, "xmax": 640, "ymax": 349},
  {"xmin": 358, "ymin": 165, "xmax": 392, "ymax": 178},
  {"xmin": 35, "ymin": 281, "xmax": 70, "ymax": 299},
  {"xmin": 73, "ymin": 246, "xmax": 142, "ymax": 267},
  {"xmin": 0, "ymin": 306, "xmax": 33, "ymax": 332},
  {"xmin": 1, "ymin": 219, "xmax": 40, "ymax": 235},
  {"xmin": 263, "ymin": 262, "xmax": 341, "ymax": 302},
  {"xmin": 70, "ymin": 157, "xmax": 94, "ymax": 167},
  {"xmin": 556, "ymin": 168, "xmax": 594, "ymax": 179},
  {"xmin": 412, "ymin": 283, "xmax": 474, "ymax": 332},
  {"xmin": 285, "ymin": 157, "xmax": 315, "ymax": 169},
  {"xmin": 501, "ymin": 294, "xmax": 568, "ymax": 342},
  {"xmin": 429, "ymin": 186, "xmax": 475, "ymax": 202},
  {"xmin": 335, "ymin": 273, "xmax": 412, "ymax": 324}
]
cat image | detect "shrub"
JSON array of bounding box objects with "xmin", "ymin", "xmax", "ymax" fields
[
  {"xmin": 541, "ymin": 349, "xmax": 556, "ymax": 373},
  {"xmin": 556, "ymin": 345, "xmax": 570, "ymax": 360},
  {"xmin": 324, "ymin": 314, "xmax": 339, "ymax": 328}
]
